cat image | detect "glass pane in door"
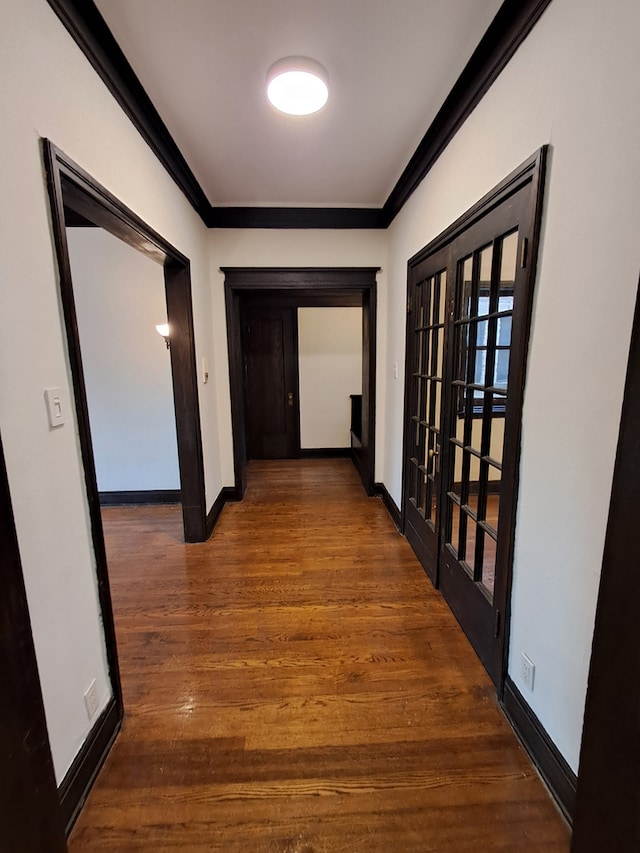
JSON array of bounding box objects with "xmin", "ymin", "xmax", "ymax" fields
[
  {"xmin": 407, "ymin": 270, "xmax": 447, "ymax": 532},
  {"xmin": 446, "ymin": 229, "xmax": 519, "ymax": 604}
]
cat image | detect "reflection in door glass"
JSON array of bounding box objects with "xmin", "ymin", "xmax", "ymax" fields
[
  {"xmin": 480, "ymin": 531, "xmax": 497, "ymax": 597},
  {"xmin": 448, "ymin": 500, "xmax": 461, "ymax": 558},
  {"xmin": 464, "ymin": 515, "xmax": 478, "ymax": 570},
  {"xmin": 461, "ymin": 256, "xmax": 473, "ymax": 319},
  {"xmin": 437, "ymin": 270, "xmax": 447, "ymax": 323},
  {"xmin": 500, "ymin": 230, "xmax": 518, "ymax": 283}
]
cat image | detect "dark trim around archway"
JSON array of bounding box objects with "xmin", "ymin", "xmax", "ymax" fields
[
  {"xmin": 42, "ymin": 139, "xmax": 207, "ymax": 830},
  {"xmin": 223, "ymin": 268, "xmax": 378, "ymax": 498},
  {"xmin": 0, "ymin": 429, "xmax": 67, "ymax": 851}
]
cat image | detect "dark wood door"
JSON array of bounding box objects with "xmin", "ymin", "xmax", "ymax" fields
[
  {"xmin": 438, "ymin": 185, "xmax": 531, "ymax": 685},
  {"xmin": 403, "ymin": 150, "xmax": 546, "ymax": 686},
  {"xmin": 242, "ymin": 304, "xmax": 300, "ymax": 459},
  {"xmin": 403, "ymin": 247, "xmax": 449, "ymax": 583},
  {"xmin": 0, "ymin": 435, "xmax": 67, "ymax": 852}
]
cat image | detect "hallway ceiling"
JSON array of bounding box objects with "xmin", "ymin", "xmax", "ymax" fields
[{"xmin": 93, "ymin": 0, "xmax": 503, "ymax": 208}]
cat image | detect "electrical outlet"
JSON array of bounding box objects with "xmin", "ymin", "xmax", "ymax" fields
[
  {"xmin": 521, "ymin": 653, "xmax": 535, "ymax": 691},
  {"xmin": 84, "ymin": 679, "xmax": 99, "ymax": 720}
]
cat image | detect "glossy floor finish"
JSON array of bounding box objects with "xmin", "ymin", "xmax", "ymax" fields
[{"xmin": 68, "ymin": 460, "xmax": 570, "ymax": 852}]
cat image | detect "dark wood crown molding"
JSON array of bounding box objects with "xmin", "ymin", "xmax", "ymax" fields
[
  {"xmin": 46, "ymin": 0, "xmax": 212, "ymax": 223},
  {"xmin": 207, "ymin": 206, "xmax": 386, "ymax": 229},
  {"xmin": 382, "ymin": 0, "xmax": 554, "ymax": 224},
  {"xmin": 46, "ymin": 0, "xmax": 553, "ymax": 230}
]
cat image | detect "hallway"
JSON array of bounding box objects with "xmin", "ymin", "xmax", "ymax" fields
[{"xmin": 68, "ymin": 459, "xmax": 569, "ymax": 851}]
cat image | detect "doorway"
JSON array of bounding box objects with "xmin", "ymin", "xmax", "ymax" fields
[
  {"xmin": 402, "ymin": 149, "xmax": 547, "ymax": 686},
  {"xmin": 224, "ymin": 268, "xmax": 378, "ymax": 497},
  {"xmin": 43, "ymin": 140, "xmax": 207, "ymax": 829}
]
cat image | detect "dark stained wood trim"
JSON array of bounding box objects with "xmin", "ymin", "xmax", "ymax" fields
[
  {"xmin": 205, "ymin": 486, "xmax": 238, "ymax": 539},
  {"xmin": 43, "ymin": 135, "xmax": 208, "ymax": 829},
  {"xmin": 407, "ymin": 149, "xmax": 546, "ymax": 267},
  {"xmin": 208, "ymin": 207, "xmax": 385, "ymax": 230},
  {"xmin": 401, "ymin": 148, "xmax": 548, "ymax": 687},
  {"xmin": 503, "ymin": 677, "xmax": 576, "ymax": 825},
  {"xmin": 43, "ymin": 140, "xmax": 207, "ymax": 544},
  {"xmin": 571, "ymin": 279, "xmax": 640, "ymax": 852},
  {"xmin": 383, "ymin": 0, "xmax": 553, "ymax": 224},
  {"xmin": 0, "ymin": 434, "xmax": 67, "ymax": 852},
  {"xmin": 99, "ymin": 490, "xmax": 181, "ymax": 506},
  {"xmin": 46, "ymin": 0, "xmax": 211, "ymax": 223},
  {"xmin": 220, "ymin": 268, "xmax": 380, "ymax": 288},
  {"xmin": 299, "ymin": 448, "xmax": 352, "ymax": 459},
  {"xmin": 374, "ymin": 482, "xmax": 402, "ymax": 531},
  {"xmin": 58, "ymin": 698, "xmax": 121, "ymax": 835},
  {"xmin": 45, "ymin": 0, "xmax": 552, "ymax": 230},
  {"xmin": 42, "ymin": 139, "xmax": 124, "ymax": 732},
  {"xmin": 224, "ymin": 269, "xmax": 377, "ymax": 498}
]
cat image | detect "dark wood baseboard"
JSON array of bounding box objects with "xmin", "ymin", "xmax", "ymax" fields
[
  {"xmin": 374, "ymin": 482, "xmax": 402, "ymax": 531},
  {"xmin": 502, "ymin": 677, "xmax": 577, "ymax": 825},
  {"xmin": 299, "ymin": 448, "xmax": 352, "ymax": 459},
  {"xmin": 58, "ymin": 697, "xmax": 122, "ymax": 835},
  {"xmin": 99, "ymin": 489, "xmax": 180, "ymax": 506},
  {"xmin": 205, "ymin": 486, "xmax": 238, "ymax": 539}
]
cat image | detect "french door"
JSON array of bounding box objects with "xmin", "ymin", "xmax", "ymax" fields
[{"xmin": 402, "ymin": 149, "xmax": 547, "ymax": 686}]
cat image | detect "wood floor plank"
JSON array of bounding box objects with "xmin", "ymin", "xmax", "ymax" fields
[{"xmin": 68, "ymin": 459, "xmax": 569, "ymax": 851}]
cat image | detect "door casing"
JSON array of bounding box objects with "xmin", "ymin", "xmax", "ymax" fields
[
  {"xmin": 43, "ymin": 139, "xmax": 207, "ymax": 830},
  {"xmin": 223, "ymin": 268, "xmax": 378, "ymax": 497},
  {"xmin": 401, "ymin": 148, "xmax": 548, "ymax": 689},
  {"xmin": 0, "ymin": 432, "xmax": 67, "ymax": 851}
]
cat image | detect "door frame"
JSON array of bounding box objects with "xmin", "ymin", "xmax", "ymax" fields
[
  {"xmin": 223, "ymin": 268, "xmax": 378, "ymax": 497},
  {"xmin": 0, "ymin": 430, "xmax": 67, "ymax": 850},
  {"xmin": 42, "ymin": 140, "xmax": 207, "ymax": 828},
  {"xmin": 571, "ymin": 277, "xmax": 640, "ymax": 850},
  {"xmin": 401, "ymin": 147, "xmax": 547, "ymax": 688}
]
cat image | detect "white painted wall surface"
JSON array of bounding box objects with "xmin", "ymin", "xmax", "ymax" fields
[
  {"xmin": 209, "ymin": 230, "xmax": 388, "ymax": 484},
  {"xmin": 385, "ymin": 0, "xmax": 640, "ymax": 771},
  {"xmin": 298, "ymin": 308, "xmax": 362, "ymax": 448},
  {"xmin": 0, "ymin": 0, "xmax": 222, "ymax": 782},
  {"xmin": 2, "ymin": 0, "xmax": 638, "ymax": 799},
  {"xmin": 67, "ymin": 228, "xmax": 180, "ymax": 492}
]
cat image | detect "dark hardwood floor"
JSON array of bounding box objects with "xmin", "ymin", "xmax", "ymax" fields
[{"xmin": 68, "ymin": 459, "xmax": 569, "ymax": 851}]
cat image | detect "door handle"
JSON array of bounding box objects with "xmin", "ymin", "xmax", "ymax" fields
[
  {"xmin": 287, "ymin": 392, "xmax": 294, "ymax": 407},
  {"xmin": 428, "ymin": 444, "xmax": 440, "ymax": 472}
]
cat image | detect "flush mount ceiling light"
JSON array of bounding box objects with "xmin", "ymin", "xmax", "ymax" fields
[{"xmin": 266, "ymin": 56, "xmax": 329, "ymax": 116}]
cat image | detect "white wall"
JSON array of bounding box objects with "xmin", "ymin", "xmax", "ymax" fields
[
  {"xmin": 209, "ymin": 230, "xmax": 388, "ymax": 484},
  {"xmin": 3, "ymin": 0, "xmax": 638, "ymax": 796},
  {"xmin": 0, "ymin": 0, "xmax": 223, "ymax": 782},
  {"xmin": 67, "ymin": 228, "xmax": 180, "ymax": 492},
  {"xmin": 298, "ymin": 307, "xmax": 362, "ymax": 448},
  {"xmin": 385, "ymin": 0, "xmax": 640, "ymax": 771}
]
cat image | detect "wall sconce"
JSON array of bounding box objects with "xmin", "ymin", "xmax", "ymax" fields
[{"xmin": 155, "ymin": 322, "xmax": 170, "ymax": 349}]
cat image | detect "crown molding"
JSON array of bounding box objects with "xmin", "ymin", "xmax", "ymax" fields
[
  {"xmin": 206, "ymin": 206, "xmax": 385, "ymax": 229},
  {"xmin": 382, "ymin": 0, "xmax": 553, "ymax": 224},
  {"xmin": 46, "ymin": 0, "xmax": 553, "ymax": 230},
  {"xmin": 46, "ymin": 0, "xmax": 212, "ymax": 223}
]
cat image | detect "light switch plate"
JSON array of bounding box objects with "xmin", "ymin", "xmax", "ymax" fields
[
  {"xmin": 202, "ymin": 357, "xmax": 209, "ymax": 384},
  {"xmin": 44, "ymin": 387, "xmax": 65, "ymax": 428}
]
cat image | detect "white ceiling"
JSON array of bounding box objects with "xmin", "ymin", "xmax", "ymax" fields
[{"xmin": 94, "ymin": 0, "xmax": 503, "ymax": 208}]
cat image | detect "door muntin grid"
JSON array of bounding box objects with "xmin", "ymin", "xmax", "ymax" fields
[
  {"xmin": 409, "ymin": 270, "xmax": 446, "ymax": 529},
  {"xmin": 445, "ymin": 229, "xmax": 518, "ymax": 600}
]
